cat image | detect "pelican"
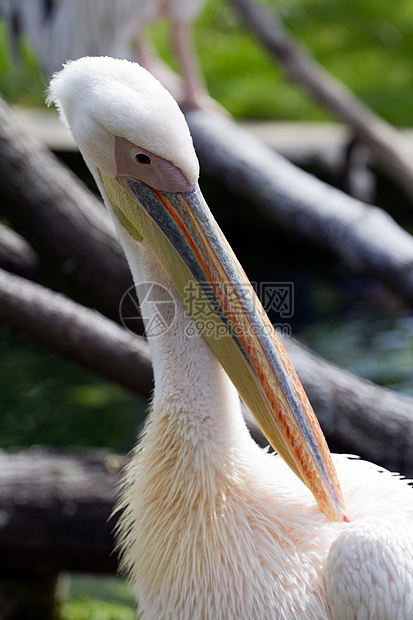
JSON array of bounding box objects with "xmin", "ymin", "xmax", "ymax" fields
[
  {"xmin": 48, "ymin": 57, "xmax": 413, "ymax": 619},
  {"xmin": 0, "ymin": 0, "xmax": 208, "ymax": 106}
]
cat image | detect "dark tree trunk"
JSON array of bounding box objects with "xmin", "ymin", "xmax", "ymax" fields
[
  {"xmin": 0, "ymin": 98, "xmax": 134, "ymax": 324},
  {"xmin": 0, "ymin": 448, "xmax": 124, "ymax": 575}
]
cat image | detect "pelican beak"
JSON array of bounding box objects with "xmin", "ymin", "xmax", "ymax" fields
[{"xmin": 100, "ymin": 173, "xmax": 347, "ymax": 523}]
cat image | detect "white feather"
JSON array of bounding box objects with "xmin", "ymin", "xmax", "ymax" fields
[
  {"xmin": 0, "ymin": 0, "xmax": 208, "ymax": 75},
  {"xmin": 47, "ymin": 56, "xmax": 199, "ymax": 184}
]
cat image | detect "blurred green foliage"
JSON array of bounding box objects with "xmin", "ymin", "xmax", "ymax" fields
[
  {"xmin": 0, "ymin": 21, "xmax": 46, "ymax": 106},
  {"xmin": 61, "ymin": 575, "xmax": 138, "ymax": 620},
  {"xmin": 197, "ymin": 0, "xmax": 413, "ymax": 122},
  {"xmin": 1, "ymin": 0, "xmax": 413, "ymax": 122},
  {"xmin": 62, "ymin": 600, "xmax": 136, "ymax": 620},
  {"xmin": 0, "ymin": 332, "xmax": 145, "ymax": 451}
]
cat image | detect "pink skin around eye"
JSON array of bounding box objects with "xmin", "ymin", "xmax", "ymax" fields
[{"xmin": 114, "ymin": 135, "xmax": 195, "ymax": 193}]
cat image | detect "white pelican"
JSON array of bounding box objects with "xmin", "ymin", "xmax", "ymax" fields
[
  {"xmin": 48, "ymin": 57, "xmax": 413, "ymax": 619},
  {"xmin": 0, "ymin": 0, "xmax": 208, "ymax": 105}
]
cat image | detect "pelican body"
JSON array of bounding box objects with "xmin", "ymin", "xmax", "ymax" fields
[
  {"xmin": 48, "ymin": 57, "xmax": 413, "ymax": 619},
  {"xmin": 0, "ymin": 0, "xmax": 208, "ymax": 105}
]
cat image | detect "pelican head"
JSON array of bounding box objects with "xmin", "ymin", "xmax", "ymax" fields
[{"xmin": 48, "ymin": 56, "xmax": 346, "ymax": 522}]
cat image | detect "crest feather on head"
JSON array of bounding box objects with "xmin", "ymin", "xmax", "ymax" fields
[{"xmin": 47, "ymin": 56, "xmax": 199, "ymax": 183}]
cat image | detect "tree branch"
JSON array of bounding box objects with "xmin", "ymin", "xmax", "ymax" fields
[
  {"xmin": 228, "ymin": 0, "xmax": 413, "ymax": 202},
  {"xmin": 0, "ymin": 448, "xmax": 122, "ymax": 574},
  {"xmin": 186, "ymin": 109, "xmax": 413, "ymax": 308},
  {"xmin": 283, "ymin": 337, "xmax": 413, "ymax": 474},
  {"xmin": 0, "ymin": 223, "xmax": 38, "ymax": 279},
  {"xmin": 0, "ymin": 268, "xmax": 153, "ymax": 400},
  {"xmin": 0, "ymin": 97, "xmax": 134, "ymax": 323}
]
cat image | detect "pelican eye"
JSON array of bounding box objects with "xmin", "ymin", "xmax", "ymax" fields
[{"xmin": 135, "ymin": 153, "xmax": 151, "ymax": 165}]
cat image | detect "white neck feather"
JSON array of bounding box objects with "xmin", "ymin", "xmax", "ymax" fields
[{"xmin": 119, "ymin": 229, "xmax": 251, "ymax": 450}]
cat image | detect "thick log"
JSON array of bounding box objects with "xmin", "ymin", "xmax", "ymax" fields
[
  {"xmin": 0, "ymin": 448, "xmax": 125, "ymax": 619},
  {"xmin": 0, "ymin": 448, "xmax": 122, "ymax": 619},
  {"xmin": 186, "ymin": 109, "xmax": 413, "ymax": 308},
  {"xmin": 284, "ymin": 337, "xmax": 413, "ymax": 475},
  {"xmin": 0, "ymin": 267, "xmax": 153, "ymax": 400},
  {"xmin": 0, "ymin": 224, "xmax": 38, "ymax": 280},
  {"xmin": 0, "ymin": 448, "xmax": 123, "ymax": 574},
  {"xmin": 0, "ymin": 97, "xmax": 134, "ymax": 323},
  {"xmin": 228, "ymin": 0, "xmax": 413, "ymax": 203}
]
